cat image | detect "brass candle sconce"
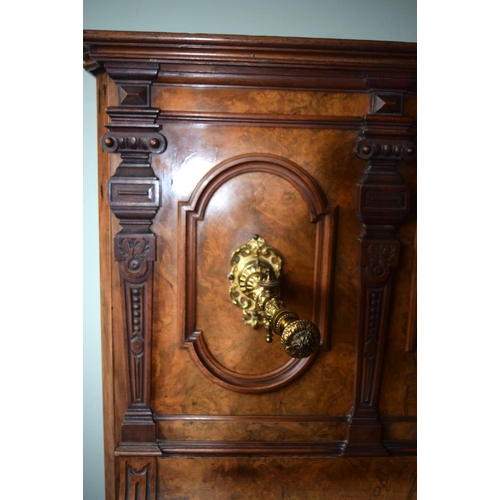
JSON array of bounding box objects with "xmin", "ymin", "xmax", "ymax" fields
[{"xmin": 228, "ymin": 235, "xmax": 320, "ymax": 358}]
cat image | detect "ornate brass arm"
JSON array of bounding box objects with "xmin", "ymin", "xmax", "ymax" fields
[{"xmin": 228, "ymin": 235, "xmax": 320, "ymax": 358}]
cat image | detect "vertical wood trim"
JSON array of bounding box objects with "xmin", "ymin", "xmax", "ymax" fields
[
  {"xmin": 312, "ymin": 210, "xmax": 338, "ymax": 351},
  {"xmin": 406, "ymin": 229, "xmax": 417, "ymax": 354},
  {"xmin": 97, "ymin": 71, "xmax": 117, "ymax": 500},
  {"xmin": 345, "ymin": 114, "xmax": 416, "ymax": 456},
  {"xmin": 98, "ymin": 63, "xmax": 166, "ymax": 454}
]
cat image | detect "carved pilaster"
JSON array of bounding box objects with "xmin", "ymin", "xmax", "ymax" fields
[
  {"xmin": 345, "ymin": 114, "xmax": 415, "ymax": 456},
  {"xmin": 101, "ymin": 64, "xmax": 166, "ymax": 455}
]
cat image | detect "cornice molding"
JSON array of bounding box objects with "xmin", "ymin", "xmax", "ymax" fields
[
  {"xmin": 83, "ymin": 30, "xmax": 416, "ymax": 67},
  {"xmin": 83, "ymin": 30, "xmax": 416, "ymax": 91}
]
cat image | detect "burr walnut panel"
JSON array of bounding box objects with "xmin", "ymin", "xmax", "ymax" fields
[
  {"xmin": 197, "ymin": 170, "xmax": 314, "ymax": 370},
  {"xmin": 194, "ymin": 170, "xmax": 315, "ymax": 370},
  {"xmin": 151, "ymin": 124, "xmax": 361, "ymax": 413},
  {"xmin": 157, "ymin": 457, "xmax": 417, "ymax": 500},
  {"xmin": 155, "ymin": 416, "xmax": 348, "ymax": 442},
  {"xmin": 84, "ymin": 31, "xmax": 416, "ymax": 500},
  {"xmin": 152, "ymin": 87, "xmax": 370, "ymax": 116}
]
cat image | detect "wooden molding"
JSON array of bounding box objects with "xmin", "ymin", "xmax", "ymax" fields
[
  {"xmin": 178, "ymin": 154, "xmax": 337, "ymax": 393},
  {"xmin": 383, "ymin": 440, "xmax": 417, "ymax": 457},
  {"xmin": 158, "ymin": 110, "xmax": 363, "ymax": 129},
  {"xmin": 84, "ymin": 31, "xmax": 416, "ymax": 92},
  {"xmin": 406, "ymin": 229, "xmax": 417, "ymax": 354},
  {"xmin": 186, "ymin": 332, "xmax": 319, "ymax": 394},
  {"xmin": 152, "ymin": 414, "xmax": 414, "ymax": 457},
  {"xmin": 153, "ymin": 413, "xmax": 350, "ymax": 423},
  {"xmin": 158, "ymin": 439, "xmax": 346, "ymax": 456}
]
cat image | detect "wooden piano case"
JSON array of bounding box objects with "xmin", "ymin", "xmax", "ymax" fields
[{"xmin": 83, "ymin": 30, "xmax": 417, "ymax": 500}]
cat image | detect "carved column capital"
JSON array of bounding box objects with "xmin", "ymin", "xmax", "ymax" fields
[
  {"xmin": 356, "ymin": 139, "xmax": 416, "ymax": 161},
  {"xmin": 355, "ymin": 116, "xmax": 415, "ymax": 228},
  {"xmin": 101, "ymin": 130, "xmax": 167, "ymax": 155},
  {"xmin": 102, "ymin": 107, "xmax": 167, "ymax": 172}
]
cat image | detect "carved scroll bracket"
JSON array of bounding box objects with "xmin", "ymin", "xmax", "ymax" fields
[{"xmin": 345, "ymin": 114, "xmax": 415, "ymax": 456}]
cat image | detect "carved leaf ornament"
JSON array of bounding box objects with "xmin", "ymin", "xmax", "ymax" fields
[{"xmin": 118, "ymin": 237, "xmax": 151, "ymax": 278}]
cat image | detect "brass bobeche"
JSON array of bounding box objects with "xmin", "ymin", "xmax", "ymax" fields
[{"xmin": 228, "ymin": 236, "xmax": 320, "ymax": 358}]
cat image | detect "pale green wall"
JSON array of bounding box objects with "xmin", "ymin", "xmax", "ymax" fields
[{"xmin": 83, "ymin": 2, "xmax": 416, "ymax": 499}]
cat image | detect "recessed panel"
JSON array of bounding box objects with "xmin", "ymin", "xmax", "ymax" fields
[
  {"xmin": 177, "ymin": 155, "xmax": 337, "ymax": 392},
  {"xmin": 197, "ymin": 171, "xmax": 316, "ymax": 374}
]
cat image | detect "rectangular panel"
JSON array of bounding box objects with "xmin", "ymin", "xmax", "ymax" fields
[
  {"xmin": 157, "ymin": 457, "xmax": 417, "ymax": 499},
  {"xmin": 108, "ymin": 178, "xmax": 160, "ymax": 207},
  {"xmin": 155, "ymin": 416, "xmax": 348, "ymax": 441}
]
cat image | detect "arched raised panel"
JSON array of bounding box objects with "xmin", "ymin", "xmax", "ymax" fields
[{"xmin": 178, "ymin": 154, "xmax": 337, "ymax": 393}]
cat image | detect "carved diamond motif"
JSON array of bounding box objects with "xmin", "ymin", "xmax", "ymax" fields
[
  {"xmin": 130, "ymin": 336, "xmax": 144, "ymax": 355},
  {"xmin": 118, "ymin": 86, "xmax": 149, "ymax": 106},
  {"xmin": 364, "ymin": 339, "xmax": 377, "ymax": 359},
  {"xmin": 371, "ymin": 93, "xmax": 403, "ymax": 115}
]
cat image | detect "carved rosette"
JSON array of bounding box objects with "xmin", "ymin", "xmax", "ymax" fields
[
  {"xmin": 361, "ymin": 242, "xmax": 400, "ymax": 283},
  {"xmin": 115, "ymin": 236, "xmax": 156, "ymax": 280},
  {"xmin": 345, "ymin": 113, "xmax": 415, "ymax": 455}
]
